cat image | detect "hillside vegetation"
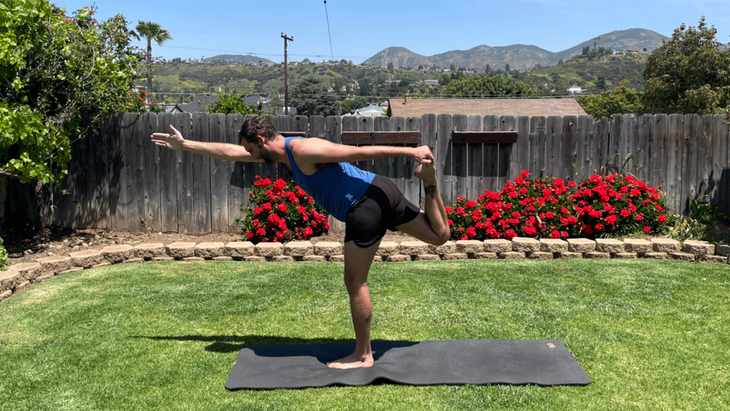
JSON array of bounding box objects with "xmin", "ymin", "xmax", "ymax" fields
[{"xmin": 149, "ymin": 51, "xmax": 647, "ymax": 104}]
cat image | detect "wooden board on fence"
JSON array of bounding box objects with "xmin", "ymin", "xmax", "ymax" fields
[
  {"xmin": 341, "ymin": 131, "xmax": 420, "ymax": 145},
  {"xmin": 325, "ymin": 115, "xmax": 344, "ymax": 235},
  {"xmin": 388, "ymin": 117, "xmax": 405, "ymax": 203},
  {"xmin": 158, "ymin": 113, "xmax": 178, "ymax": 233},
  {"xmin": 483, "ymin": 115, "xmax": 500, "ymax": 192},
  {"xmin": 357, "ymin": 116, "xmax": 374, "ymax": 174},
  {"xmin": 698, "ymin": 115, "xmax": 713, "ymax": 205},
  {"xmin": 714, "ymin": 114, "xmax": 730, "ymax": 215},
  {"xmin": 420, "ymin": 114, "xmax": 437, "ymax": 208},
  {"xmin": 308, "ymin": 116, "xmax": 326, "ymax": 139},
  {"xmin": 173, "ymin": 113, "xmax": 193, "ymax": 234},
  {"xmin": 651, "ymin": 114, "xmax": 668, "ymax": 194},
  {"xmin": 544, "ymin": 116, "xmax": 561, "ymax": 178},
  {"xmin": 638, "ymin": 115, "xmax": 652, "ymax": 184},
  {"xmin": 437, "ymin": 114, "xmax": 454, "ymax": 205},
  {"xmin": 466, "ymin": 115, "xmax": 484, "ymax": 200},
  {"xmin": 666, "ymin": 114, "xmax": 684, "ymax": 214},
  {"xmin": 452, "ymin": 115, "xmax": 468, "ymax": 203},
  {"xmin": 498, "ymin": 116, "xmax": 516, "ymax": 191},
  {"xmin": 131, "ymin": 113, "xmax": 148, "ymax": 232},
  {"xmin": 192, "ymin": 113, "xmax": 212, "ymax": 234},
  {"xmin": 140, "ymin": 113, "xmax": 160, "ymax": 233},
  {"xmin": 529, "ymin": 117, "xmax": 546, "ymax": 178},
  {"xmin": 452, "ymin": 131, "xmax": 517, "ymax": 145},
  {"xmin": 372, "ymin": 117, "xmax": 391, "ymax": 179},
  {"xmin": 209, "ymin": 113, "xmax": 228, "ymax": 233},
  {"xmin": 514, "ymin": 116, "xmax": 530, "ymax": 180},
  {"xmin": 575, "ymin": 115, "xmax": 593, "ymax": 182},
  {"xmin": 229, "ymin": 114, "xmax": 248, "ymax": 232},
  {"xmin": 560, "ymin": 116, "xmax": 577, "ymax": 182},
  {"xmin": 403, "ymin": 116, "xmax": 421, "ymax": 205}
]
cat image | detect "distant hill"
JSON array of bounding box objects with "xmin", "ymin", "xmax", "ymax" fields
[
  {"xmin": 362, "ymin": 28, "xmax": 668, "ymax": 71},
  {"xmin": 204, "ymin": 54, "xmax": 275, "ymax": 65}
]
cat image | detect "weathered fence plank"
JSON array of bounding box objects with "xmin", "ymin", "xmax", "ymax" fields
[
  {"xmin": 483, "ymin": 115, "xmax": 499, "ymax": 192},
  {"xmin": 209, "ymin": 113, "xmax": 228, "ymax": 233},
  {"xmin": 651, "ymin": 114, "xmax": 668, "ymax": 193},
  {"xmin": 403, "ymin": 116, "xmax": 421, "ymax": 204},
  {"xmin": 437, "ymin": 114, "xmax": 453, "ymax": 206},
  {"xmin": 191, "ymin": 113, "xmax": 212, "ymax": 234},
  {"xmin": 514, "ymin": 116, "xmax": 530, "ymax": 181},
  {"xmin": 667, "ymin": 114, "xmax": 684, "ymax": 214},
  {"xmin": 498, "ymin": 115, "xmax": 515, "ymax": 191},
  {"xmin": 140, "ymin": 113, "xmax": 160, "ymax": 233},
  {"xmin": 714, "ymin": 114, "xmax": 730, "ymax": 215},
  {"xmin": 228, "ymin": 114, "xmax": 247, "ymax": 232},
  {"xmin": 420, "ymin": 113, "xmax": 437, "ymax": 207},
  {"xmin": 466, "ymin": 115, "xmax": 483, "ymax": 200}
]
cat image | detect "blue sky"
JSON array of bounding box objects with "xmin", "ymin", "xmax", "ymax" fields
[{"xmin": 59, "ymin": 0, "xmax": 730, "ymax": 63}]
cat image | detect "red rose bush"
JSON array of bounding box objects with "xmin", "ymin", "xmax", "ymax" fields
[
  {"xmin": 236, "ymin": 176, "xmax": 329, "ymax": 243},
  {"xmin": 446, "ymin": 171, "xmax": 671, "ymax": 240}
]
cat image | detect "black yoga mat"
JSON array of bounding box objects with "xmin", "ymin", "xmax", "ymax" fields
[{"xmin": 225, "ymin": 339, "xmax": 590, "ymax": 390}]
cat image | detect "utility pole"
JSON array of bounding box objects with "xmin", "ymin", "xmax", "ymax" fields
[{"xmin": 281, "ymin": 33, "xmax": 293, "ymax": 115}]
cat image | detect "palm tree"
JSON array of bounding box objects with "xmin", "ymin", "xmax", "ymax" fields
[{"xmin": 132, "ymin": 21, "xmax": 172, "ymax": 103}]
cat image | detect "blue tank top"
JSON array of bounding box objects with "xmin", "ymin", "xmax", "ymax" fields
[{"xmin": 285, "ymin": 137, "xmax": 375, "ymax": 222}]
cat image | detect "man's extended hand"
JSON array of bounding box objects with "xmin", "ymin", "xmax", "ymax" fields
[
  {"xmin": 151, "ymin": 125, "xmax": 185, "ymax": 150},
  {"xmin": 411, "ymin": 145, "xmax": 435, "ymax": 165}
]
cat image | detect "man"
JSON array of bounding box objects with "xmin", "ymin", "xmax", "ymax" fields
[{"xmin": 151, "ymin": 116, "xmax": 450, "ymax": 369}]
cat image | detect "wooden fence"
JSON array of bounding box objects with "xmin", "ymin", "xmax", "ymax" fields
[{"xmin": 28, "ymin": 112, "xmax": 730, "ymax": 234}]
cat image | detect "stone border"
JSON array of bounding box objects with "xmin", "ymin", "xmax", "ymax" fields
[{"xmin": 1, "ymin": 238, "xmax": 728, "ymax": 302}]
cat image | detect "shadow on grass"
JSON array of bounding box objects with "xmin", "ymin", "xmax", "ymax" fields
[{"xmin": 132, "ymin": 334, "xmax": 417, "ymax": 361}]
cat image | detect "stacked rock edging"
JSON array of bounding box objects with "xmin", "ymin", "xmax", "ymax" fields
[{"xmin": 2, "ymin": 237, "xmax": 728, "ymax": 302}]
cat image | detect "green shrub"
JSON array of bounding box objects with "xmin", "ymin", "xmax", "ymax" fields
[{"xmin": 0, "ymin": 236, "xmax": 8, "ymax": 270}]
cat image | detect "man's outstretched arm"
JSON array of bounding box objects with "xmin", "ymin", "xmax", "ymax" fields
[
  {"xmin": 291, "ymin": 137, "xmax": 435, "ymax": 165},
  {"xmin": 151, "ymin": 125, "xmax": 261, "ymax": 162}
]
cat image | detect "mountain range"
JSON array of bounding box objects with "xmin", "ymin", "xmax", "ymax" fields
[
  {"xmin": 204, "ymin": 28, "xmax": 668, "ymax": 71},
  {"xmin": 361, "ymin": 28, "xmax": 668, "ymax": 71}
]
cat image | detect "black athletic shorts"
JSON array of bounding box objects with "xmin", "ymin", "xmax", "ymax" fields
[{"xmin": 344, "ymin": 175, "xmax": 421, "ymax": 248}]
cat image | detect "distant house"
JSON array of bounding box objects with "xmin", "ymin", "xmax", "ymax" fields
[
  {"xmin": 423, "ymin": 79, "xmax": 439, "ymax": 87},
  {"xmin": 567, "ymin": 86, "xmax": 583, "ymax": 94},
  {"xmin": 170, "ymin": 94, "xmax": 219, "ymax": 113},
  {"xmin": 342, "ymin": 103, "xmax": 387, "ymax": 118},
  {"xmin": 387, "ymin": 95, "xmax": 587, "ymax": 118}
]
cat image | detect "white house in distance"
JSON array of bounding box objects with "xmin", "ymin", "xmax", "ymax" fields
[
  {"xmin": 567, "ymin": 85, "xmax": 584, "ymax": 94},
  {"xmin": 342, "ymin": 103, "xmax": 387, "ymax": 118}
]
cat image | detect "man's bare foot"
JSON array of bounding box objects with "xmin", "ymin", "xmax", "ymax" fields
[
  {"xmin": 414, "ymin": 162, "xmax": 436, "ymax": 184},
  {"xmin": 327, "ymin": 352, "xmax": 374, "ymax": 369}
]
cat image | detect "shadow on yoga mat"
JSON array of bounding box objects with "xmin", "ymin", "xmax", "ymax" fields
[{"xmin": 225, "ymin": 339, "xmax": 591, "ymax": 390}]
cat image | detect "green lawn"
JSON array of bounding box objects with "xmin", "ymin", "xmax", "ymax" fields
[{"xmin": 1, "ymin": 259, "xmax": 728, "ymax": 410}]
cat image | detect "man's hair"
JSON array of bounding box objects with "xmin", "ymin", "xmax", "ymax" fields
[{"xmin": 239, "ymin": 116, "xmax": 277, "ymax": 145}]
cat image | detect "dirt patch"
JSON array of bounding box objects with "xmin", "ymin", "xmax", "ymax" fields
[{"xmin": 3, "ymin": 225, "xmax": 415, "ymax": 265}]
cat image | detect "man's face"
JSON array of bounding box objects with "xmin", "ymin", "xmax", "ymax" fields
[{"xmin": 243, "ymin": 137, "xmax": 274, "ymax": 164}]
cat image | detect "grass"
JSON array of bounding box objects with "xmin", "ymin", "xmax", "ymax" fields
[{"xmin": 0, "ymin": 259, "xmax": 728, "ymax": 411}]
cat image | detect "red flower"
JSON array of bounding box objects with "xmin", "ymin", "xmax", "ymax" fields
[
  {"xmin": 644, "ymin": 226, "xmax": 651, "ymax": 233},
  {"xmin": 277, "ymin": 204, "xmax": 287, "ymax": 214},
  {"xmin": 658, "ymin": 214, "xmax": 667, "ymax": 223}
]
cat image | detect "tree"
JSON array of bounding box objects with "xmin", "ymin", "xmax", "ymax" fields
[
  {"xmin": 643, "ymin": 17, "xmax": 730, "ymax": 114},
  {"xmin": 341, "ymin": 96, "xmax": 368, "ymax": 114},
  {"xmin": 133, "ymin": 21, "xmax": 172, "ymax": 103},
  {"xmin": 444, "ymin": 74, "xmax": 536, "ymax": 97},
  {"xmin": 1, "ymin": 1, "xmax": 142, "ymax": 236},
  {"xmin": 290, "ymin": 76, "xmax": 339, "ymax": 116},
  {"xmin": 1, "ymin": 1, "xmax": 141, "ymax": 186},
  {"xmin": 207, "ymin": 90, "xmax": 264, "ymax": 115},
  {"xmin": 504, "ymin": 64, "xmax": 511, "ymax": 73},
  {"xmin": 577, "ymin": 80, "xmax": 645, "ymax": 118}
]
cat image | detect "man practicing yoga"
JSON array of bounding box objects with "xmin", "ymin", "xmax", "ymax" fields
[{"xmin": 151, "ymin": 116, "xmax": 450, "ymax": 369}]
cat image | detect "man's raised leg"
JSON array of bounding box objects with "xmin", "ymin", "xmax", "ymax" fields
[
  {"xmin": 327, "ymin": 239, "xmax": 381, "ymax": 369},
  {"xmin": 396, "ymin": 163, "xmax": 450, "ymax": 245}
]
